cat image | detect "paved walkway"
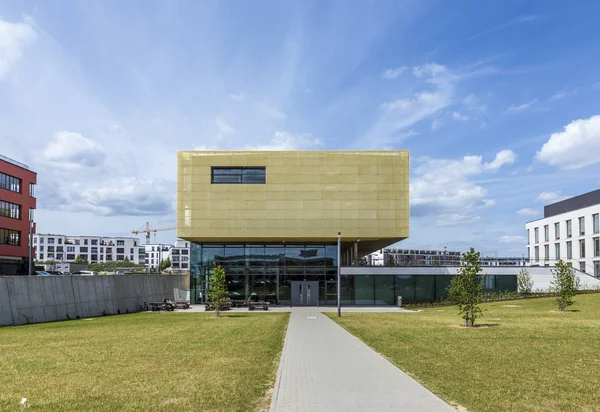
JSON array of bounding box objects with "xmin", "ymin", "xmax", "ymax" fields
[{"xmin": 270, "ymin": 311, "xmax": 454, "ymax": 412}]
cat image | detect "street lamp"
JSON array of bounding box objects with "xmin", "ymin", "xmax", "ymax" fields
[{"xmin": 337, "ymin": 231, "xmax": 341, "ymax": 317}]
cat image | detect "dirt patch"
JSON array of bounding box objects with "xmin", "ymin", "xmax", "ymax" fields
[
  {"xmin": 503, "ymin": 305, "xmax": 522, "ymax": 307},
  {"xmin": 448, "ymin": 324, "xmax": 489, "ymax": 329}
]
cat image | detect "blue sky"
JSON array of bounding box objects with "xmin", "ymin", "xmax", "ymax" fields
[{"xmin": 1, "ymin": 0, "xmax": 600, "ymax": 256}]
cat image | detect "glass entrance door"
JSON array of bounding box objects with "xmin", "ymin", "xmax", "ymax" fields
[
  {"xmin": 326, "ymin": 281, "xmax": 337, "ymax": 305},
  {"xmin": 291, "ymin": 281, "xmax": 319, "ymax": 306}
]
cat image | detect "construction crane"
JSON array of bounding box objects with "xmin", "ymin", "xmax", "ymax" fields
[{"xmin": 132, "ymin": 221, "xmax": 176, "ymax": 244}]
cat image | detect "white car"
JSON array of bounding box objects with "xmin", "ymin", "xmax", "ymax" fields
[{"xmin": 72, "ymin": 270, "xmax": 99, "ymax": 276}]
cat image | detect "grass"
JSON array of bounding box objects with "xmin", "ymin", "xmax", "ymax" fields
[
  {"xmin": 328, "ymin": 294, "xmax": 600, "ymax": 412},
  {"xmin": 0, "ymin": 312, "xmax": 289, "ymax": 412}
]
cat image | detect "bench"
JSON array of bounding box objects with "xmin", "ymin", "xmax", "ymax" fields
[
  {"xmin": 248, "ymin": 301, "xmax": 270, "ymax": 311},
  {"xmin": 174, "ymin": 300, "xmax": 190, "ymax": 309}
]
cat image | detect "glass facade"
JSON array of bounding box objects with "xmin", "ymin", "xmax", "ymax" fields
[{"xmin": 190, "ymin": 242, "xmax": 517, "ymax": 305}]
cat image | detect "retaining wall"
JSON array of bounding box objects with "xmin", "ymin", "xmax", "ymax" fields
[{"xmin": 0, "ymin": 274, "xmax": 189, "ymax": 326}]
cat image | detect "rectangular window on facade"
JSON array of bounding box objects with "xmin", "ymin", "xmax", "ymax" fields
[
  {"xmin": 534, "ymin": 246, "xmax": 539, "ymax": 262},
  {"xmin": 29, "ymin": 183, "xmax": 35, "ymax": 197},
  {"xmin": 544, "ymin": 225, "xmax": 548, "ymax": 242},
  {"xmin": 544, "ymin": 245, "xmax": 549, "ymax": 261},
  {"xmin": 0, "ymin": 200, "xmax": 21, "ymax": 220},
  {"xmin": 66, "ymin": 254, "xmax": 75, "ymax": 260},
  {"xmin": 40, "ymin": 237, "xmax": 43, "ymax": 244},
  {"xmin": 527, "ymin": 229, "xmax": 530, "ymax": 245},
  {"xmin": 555, "ymin": 243, "xmax": 560, "ymax": 260},
  {"xmin": 117, "ymin": 248, "xmax": 124, "ymax": 254},
  {"xmin": 117, "ymin": 240, "xmax": 124, "ymax": 246},
  {"xmin": 91, "ymin": 239, "xmax": 98, "ymax": 245},
  {"xmin": 0, "ymin": 172, "xmax": 22, "ymax": 193},
  {"xmin": 117, "ymin": 255, "xmax": 124, "ymax": 261},
  {"xmin": 67, "ymin": 246, "xmax": 75, "ymax": 253},
  {"xmin": 567, "ymin": 241, "xmax": 572, "ymax": 259},
  {"xmin": 211, "ymin": 166, "xmax": 266, "ymax": 184},
  {"xmin": 579, "ymin": 217, "xmax": 585, "ymax": 236},
  {"xmin": 0, "ymin": 228, "xmax": 21, "ymax": 246},
  {"xmin": 40, "ymin": 245, "xmax": 44, "ymax": 251},
  {"xmin": 594, "ymin": 261, "xmax": 600, "ymax": 277},
  {"xmin": 554, "ymin": 222, "xmax": 560, "ymax": 239},
  {"xmin": 594, "ymin": 237, "xmax": 600, "ymax": 257},
  {"xmin": 534, "ymin": 227, "xmax": 539, "ymax": 243},
  {"xmin": 580, "ymin": 262, "xmax": 586, "ymax": 272},
  {"xmin": 567, "ymin": 220, "xmax": 572, "ymax": 237},
  {"xmin": 58, "ymin": 238, "xmax": 62, "ymax": 245},
  {"xmin": 80, "ymin": 247, "xmax": 88, "ymax": 253},
  {"xmin": 580, "ymin": 239, "xmax": 585, "ymax": 258},
  {"xmin": 594, "ymin": 214, "xmax": 599, "ymax": 234},
  {"xmin": 84, "ymin": 239, "xmax": 88, "ymax": 245},
  {"xmin": 48, "ymin": 238, "xmax": 55, "ymax": 244}
]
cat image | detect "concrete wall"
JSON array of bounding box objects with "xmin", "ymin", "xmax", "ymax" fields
[{"xmin": 0, "ymin": 274, "xmax": 189, "ymax": 327}]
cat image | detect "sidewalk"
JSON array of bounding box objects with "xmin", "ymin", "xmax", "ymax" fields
[{"xmin": 270, "ymin": 311, "xmax": 454, "ymax": 412}]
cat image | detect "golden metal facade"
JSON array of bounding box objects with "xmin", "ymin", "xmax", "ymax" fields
[{"xmin": 177, "ymin": 151, "xmax": 409, "ymax": 253}]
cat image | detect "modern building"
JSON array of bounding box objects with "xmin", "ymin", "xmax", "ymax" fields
[
  {"xmin": 34, "ymin": 234, "xmax": 145, "ymax": 265},
  {"xmin": 525, "ymin": 189, "xmax": 600, "ymax": 277},
  {"xmin": 366, "ymin": 248, "xmax": 462, "ymax": 266},
  {"xmin": 178, "ymin": 150, "xmax": 408, "ymax": 305},
  {"xmin": 0, "ymin": 155, "xmax": 36, "ymax": 275},
  {"xmin": 144, "ymin": 239, "xmax": 190, "ymax": 272}
]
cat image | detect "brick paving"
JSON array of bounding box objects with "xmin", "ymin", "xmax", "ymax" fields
[{"xmin": 270, "ymin": 310, "xmax": 454, "ymax": 412}]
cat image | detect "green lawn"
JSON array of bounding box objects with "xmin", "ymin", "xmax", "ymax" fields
[
  {"xmin": 329, "ymin": 294, "xmax": 600, "ymax": 412},
  {"xmin": 0, "ymin": 312, "xmax": 289, "ymax": 412}
]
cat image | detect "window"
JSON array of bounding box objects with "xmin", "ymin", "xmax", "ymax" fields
[
  {"xmin": 67, "ymin": 254, "xmax": 75, "ymax": 260},
  {"xmin": 0, "ymin": 172, "xmax": 22, "ymax": 193},
  {"xmin": 84, "ymin": 239, "xmax": 88, "ymax": 245},
  {"xmin": 130, "ymin": 255, "xmax": 134, "ymax": 261},
  {"xmin": 567, "ymin": 220, "xmax": 572, "ymax": 238},
  {"xmin": 56, "ymin": 254, "xmax": 63, "ymax": 260},
  {"xmin": 555, "ymin": 243, "xmax": 560, "ymax": 260},
  {"xmin": 580, "ymin": 262, "xmax": 586, "ymax": 273},
  {"xmin": 91, "ymin": 254, "xmax": 98, "ymax": 261},
  {"xmin": 0, "ymin": 200, "xmax": 21, "ymax": 219},
  {"xmin": 117, "ymin": 240, "xmax": 125, "ymax": 246},
  {"xmin": 106, "ymin": 255, "xmax": 113, "ymax": 261},
  {"xmin": 0, "ymin": 228, "xmax": 21, "ymax": 246},
  {"xmin": 182, "ymin": 249, "xmax": 189, "ymax": 255},
  {"xmin": 534, "ymin": 227, "xmax": 539, "ymax": 243},
  {"xmin": 47, "ymin": 246, "xmax": 55, "ymax": 253},
  {"xmin": 116, "ymin": 255, "xmax": 124, "ymax": 261},
  {"xmin": 80, "ymin": 247, "xmax": 88, "ymax": 253},
  {"xmin": 106, "ymin": 247, "xmax": 112, "ymax": 254},
  {"xmin": 544, "ymin": 245, "xmax": 549, "ymax": 261},
  {"xmin": 48, "ymin": 238, "xmax": 55, "ymax": 244},
  {"xmin": 554, "ymin": 222, "xmax": 560, "ymax": 240},
  {"xmin": 579, "ymin": 239, "xmax": 585, "ymax": 258},
  {"xmin": 567, "ymin": 241, "xmax": 572, "ymax": 259},
  {"xmin": 39, "ymin": 254, "xmax": 44, "ymax": 260},
  {"xmin": 56, "ymin": 246, "xmax": 63, "ymax": 252},
  {"xmin": 117, "ymin": 248, "xmax": 125, "ymax": 254},
  {"xmin": 91, "ymin": 247, "xmax": 98, "ymax": 253},
  {"xmin": 91, "ymin": 239, "xmax": 98, "ymax": 245},
  {"xmin": 544, "ymin": 225, "xmax": 549, "ymax": 242},
  {"xmin": 100, "ymin": 247, "xmax": 104, "ymax": 253},
  {"xmin": 594, "ymin": 237, "xmax": 600, "ymax": 258},
  {"xmin": 29, "ymin": 183, "xmax": 35, "ymax": 197},
  {"xmin": 594, "ymin": 214, "xmax": 599, "ymax": 234},
  {"xmin": 130, "ymin": 248, "xmax": 134, "ymax": 254},
  {"xmin": 66, "ymin": 246, "xmax": 75, "ymax": 253},
  {"xmin": 579, "ymin": 217, "xmax": 585, "ymax": 236},
  {"xmin": 534, "ymin": 246, "xmax": 539, "ymax": 262},
  {"xmin": 34, "ymin": 237, "xmax": 37, "ymax": 244},
  {"xmin": 211, "ymin": 166, "xmax": 266, "ymax": 184},
  {"xmin": 39, "ymin": 237, "xmax": 44, "ymax": 244},
  {"xmin": 595, "ymin": 261, "xmax": 600, "ymax": 277},
  {"xmin": 152, "ymin": 246, "xmax": 155, "ymax": 252}
]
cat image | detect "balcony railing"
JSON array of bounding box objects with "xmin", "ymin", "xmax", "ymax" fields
[{"xmin": 0, "ymin": 154, "xmax": 30, "ymax": 170}]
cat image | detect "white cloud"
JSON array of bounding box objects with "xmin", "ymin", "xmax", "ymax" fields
[
  {"xmin": 412, "ymin": 63, "xmax": 446, "ymax": 79},
  {"xmin": 550, "ymin": 90, "xmax": 576, "ymax": 101},
  {"xmin": 484, "ymin": 149, "xmax": 516, "ymax": 171},
  {"xmin": 431, "ymin": 118, "xmax": 442, "ymax": 131},
  {"xmin": 215, "ymin": 117, "xmax": 235, "ymax": 137},
  {"xmin": 381, "ymin": 66, "xmax": 407, "ymax": 79},
  {"xmin": 228, "ymin": 92, "xmax": 245, "ymax": 102},
  {"xmin": 410, "ymin": 150, "xmax": 514, "ymax": 225},
  {"xmin": 507, "ymin": 98, "xmax": 538, "ymax": 112},
  {"xmin": 248, "ymin": 130, "xmax": 323, "ymax": 151},
  {"xmin": 517, "ymin": 208, "xmax": 539, "ymax": 216},
  {"xmin": 263, "ymin": 106, "xmax": 287, "ymax": 119},
  {"xmin": 0, "ymin": 17, "xmax": 37, "ymax": 79},
  {"xmin": 536, "ymin": 191, "xmax": 568, "ymax": 204},
  {"xmin": 42, "ymin": 131, "xmax": 106, "ymax": 169},
  {"xmin": 452, "ymin": 111, "xmax": 470, "ymax": 121},
  {"xmin": 498, "ymin": 235, "xmax": 526, "ymax": 244},
  {"xmin": 535, "ymin": 114, "xmax": 600, "ymax": 169}
]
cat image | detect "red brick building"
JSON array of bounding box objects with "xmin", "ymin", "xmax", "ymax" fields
[{"xmin": 0, "ymin": 155, "xmax": 37, "ymax": 275}]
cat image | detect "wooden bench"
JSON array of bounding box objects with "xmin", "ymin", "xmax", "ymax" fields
[
  {"xmin": 174, "ymin": 300, "xmax": 190, "ymax": 309},
  {"xmin": 248, "ymin": 301, "xmax": 270, "ymax": 311}
]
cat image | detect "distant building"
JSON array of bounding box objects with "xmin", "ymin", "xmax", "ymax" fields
[
  {"xmin": 367, "ymin": 248, "xmax": 462, "ymax": 266},
  {"xmin": 525, "ymin": 189, "xmax": 600, "ymax": 277},
  {"xmin": 144, "ymin": 239, "xmax": 190, "ymax": 272},
  {"xmin": 0, "ymin": 155, "xmax": 36, "ymax": 275},
  {"xmin": 33, "ymin": 234, "xmax": 145, "ymax": 265}
]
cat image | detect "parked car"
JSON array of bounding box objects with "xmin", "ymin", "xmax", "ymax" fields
[
  {"xmin": 47, "ymin": 271, "xmax": 64, "ymax": 276},
  {"xmin": 36, "ymin": 271, "xmax": 51, "ymax": 276},
  {"xmin": 72, "ymin": 270, "xmax": 99, "ymax": 276}
]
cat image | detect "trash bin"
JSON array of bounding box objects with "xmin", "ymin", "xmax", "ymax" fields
[{"xmin": 397, "ymin": 296, "xmax": 402, "ymax": 307}]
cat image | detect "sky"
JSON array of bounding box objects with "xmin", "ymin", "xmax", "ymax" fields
[{"xmin": 1, "ymin": 0, "xmax": 600, "ymax": 257}]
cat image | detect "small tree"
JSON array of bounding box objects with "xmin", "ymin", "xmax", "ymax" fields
[
  {"xmin": 159, "ymin": 258, "xmax": 171, "ymax": 271},
  {"xmin": 551, "ymin": 260, "xmax": 580, "ymax": 311},
  {"xmin": 448, "ymin": 247, "xmax": 484, "ymax": 327},
  {"xmin": 517, "ymin": 268, "xmax": 533, "ymax": 295},
  {"xmin": 207, "ymin": 264, "xmax": 229, "ymax": 317},
  {"xmin": 74, "ymin": 255, "xmax": 88, "ymax": 264},
  {"xmin": 386, "ymin": 254, "xmax": 397, "ymax": 267}
]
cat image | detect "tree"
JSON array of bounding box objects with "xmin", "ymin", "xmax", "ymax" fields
[
  {"xmin": 386, "ymin": 254, "xmax": 397, "ymax": 267},
  {"xmin": 448, "ymin": 248, "xmax": 484, "ymax": 327},
  {"xmin": 159, "ymin": 258, "xmax": 171, "ymax": 271},
  {"xmin": 207, "ymin": 264, "xmax": 229, "ymax": 317},
  {"xmin": 351, "ymin": 257, "xmax": 367, "ymax": 266},
  {"xmin": 550, "ymin": 260, "xmax": 580, "ymax": 311},
  {"xmin": 74, "ymin": 255, "xmax": 88, "ymax": 264},
  {"xmin": 517, "ymin": 268, "xmax": 533, "ymax": 295}
]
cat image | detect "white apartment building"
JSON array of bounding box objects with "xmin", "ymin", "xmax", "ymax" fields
[
  {"xmin": 144, "ymin": 239, "xmax": 190, "ymax": 271},
  {"xmin": 34, "ymin": 234, "xmax": 146, "ymax": 265},
  {"xmin": 525, "ymin": 189, "xmax": 600, "ymax": 277},
  {"xmin": 367, "ymin": 248, "xmax": 462, "ymax": 266}
]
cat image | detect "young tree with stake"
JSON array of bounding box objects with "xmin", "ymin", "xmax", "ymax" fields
[
  {"xmin": 449, "ymin": 248, "xmax": 484, "ymax": 327},
  {"xmin": 207, "ymin": 264, "xmax": 229, "ymax": 317}
]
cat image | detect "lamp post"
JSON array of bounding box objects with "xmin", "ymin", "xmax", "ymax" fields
[{"xmin": 337, "ymin": 231, "xmax": 341, "ymax": 317}]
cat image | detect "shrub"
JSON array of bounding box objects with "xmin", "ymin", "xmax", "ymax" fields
[{"xmin": 517, "ymin": 268, "xmax": 533, "ymax": 295}]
